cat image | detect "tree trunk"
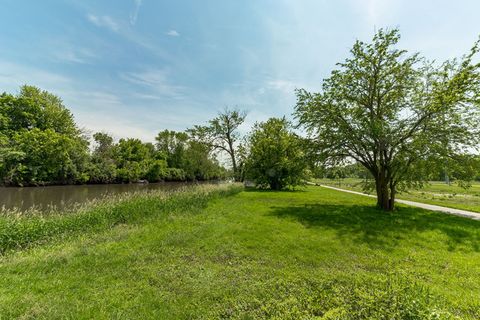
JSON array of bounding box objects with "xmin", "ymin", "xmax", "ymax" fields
[
  {"xmin": 375, "ymin": 169, "xmax": 395, "ymax": 211},
  {"xmin": 230, "ymin": 152, "xmax": 238, "ymax": 181},
  {"xmin": 389, "ymin": 180, "xmax": 396, "ymax": 210},
  {"xmin": 269, "ymin": 178, "xmax": 281, "ymax": 190}
]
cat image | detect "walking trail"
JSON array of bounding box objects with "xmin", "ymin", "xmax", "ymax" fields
[{"xmin": 320, "ymin": 184, "xmax": 480, "ymax": 221}]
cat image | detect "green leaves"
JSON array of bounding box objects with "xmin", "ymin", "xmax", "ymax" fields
[
  {"xmin": 0, "ymin": 87, "xmax": 89, "ymax": 186},
  {"xmin": 188, "ymin": 108, "xmax": 246, "ymax": 180},
  {"xmin": 245, "ymin": 117, "xmax": 308, "ymax": 190},
  {"xmin": 295, "ymin": 28, "xmax": 480, "ymax": 210}
]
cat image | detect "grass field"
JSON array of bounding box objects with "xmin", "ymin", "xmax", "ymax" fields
[
  {"xmin": 315, "ymin": 178, "xmax": 480, "ymax": 213},
  {"xmin": 1, "ymin": 185, "xmax": 480, "ymax": 319}
]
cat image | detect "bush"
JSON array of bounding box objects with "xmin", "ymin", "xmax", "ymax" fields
[
  {"xmin": 245, "ymin": 117, "xmax": 309, "ymax": 190},
  {"xmin": 165, "ymin": 168, "xmax": 187, "ymax": 181}
]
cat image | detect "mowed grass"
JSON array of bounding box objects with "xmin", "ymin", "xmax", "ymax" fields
[
  {"xmin": 316, "ymin": 178, "xmax": 480, "ymax": 213},
  {"xmin": 1, "ymin": 186, "xmax": 480, "ymax": 319}
]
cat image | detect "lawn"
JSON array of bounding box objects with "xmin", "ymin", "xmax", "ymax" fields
[
  {"xmin": 315, "ymin": 178, "xmax": 480, "ymax": 213},
  {"xmin": 0, "ymin": 185, "xmax": 479, "ymax": 319}
]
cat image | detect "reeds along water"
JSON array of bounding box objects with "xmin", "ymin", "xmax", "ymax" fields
[{"xmin": 0, "ymin": 183, "xmax": 243, "ymax": 254}]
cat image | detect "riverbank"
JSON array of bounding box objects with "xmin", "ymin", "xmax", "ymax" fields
[
  {"xmin": 0, "ymin": 184, "xmax": 242, "ymax": 254},
  {"xmin": 0, "ymin": 180, "xmax": 229, "ymax": 212},
  {"xmin": 1, "ymin": 186, "xmax": 479, "ymax": 318}
]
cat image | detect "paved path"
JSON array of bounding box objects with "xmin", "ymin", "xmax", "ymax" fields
[{"xmin": 319, "ymin": 184, "xmax": 480, "ymax": 221}]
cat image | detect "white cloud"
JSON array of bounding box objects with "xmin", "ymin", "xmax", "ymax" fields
[
  {"xmin": 54, "ymin": 47, "xmax": 97, "ymax": 64},
  {"xmin": 166, "ymin": 30, "xmax": 180, "ymax": 37},
  {"xmin": 350, "ymin": 0, "xmax": 398, "ymax": 27},
  {"xmin": 130, "ymin": 0, "xmax": 142, "ymax": 25},
  {"xmin": 120, "ymin": 69, "xmax": 185, "ymax": 99},
  {"xmin": 0, "ymin": 61, "xmax": 70, "ymax": 94},
  {"xmin": 267, "ymin": 79, "xmax": 297, "ymax": 95},
  {"xmin": 87, "ymin": 14, "xmax": 119, "ymax": 32}
]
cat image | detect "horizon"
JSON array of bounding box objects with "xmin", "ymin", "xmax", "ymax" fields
[{"xmin": 1, "ymin": 0, "xmax": 479, "ymax": 142}]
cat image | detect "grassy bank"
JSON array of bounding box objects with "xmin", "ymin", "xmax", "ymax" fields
[
  {"xmin": 315, "ymin": 178, "xmax": 480, "ymax": 213},
  {"xmin": 1, "ymin": 186, "xmax": 479, "ymax": 318},
  {"xmin": 0, "ymin": 184, "xmax": 243, "ymax": 254}
]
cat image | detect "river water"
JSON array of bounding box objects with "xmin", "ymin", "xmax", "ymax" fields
[{"xmin": 0, "ymin": 182, "xmax": 196, "ymax": 212}]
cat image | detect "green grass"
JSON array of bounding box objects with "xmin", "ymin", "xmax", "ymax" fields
[
  {"xmin": 1, "ymin": 185, "xmax": 480, "ymax": 319},
  {"xmin": 315, "ymin": 178, "xmax": 480, "ymax": 213}
]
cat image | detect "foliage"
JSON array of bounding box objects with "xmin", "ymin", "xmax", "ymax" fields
[
  {"xmin": 88, "ymin": 132, "xmax": 117, "ymax": 183},
  {"xmin": 0, "ymin": 86, "xmax": 230, "ymax": 185},
  {"xmin": 155, "ymin": 129, "xmax": 227, "ymax": 181},
  {"xmin": 0, "ymin": 86, "xmax": 89, "ymax": 186},
  {"xmin": 295, "ymin": 29, "xmax": 480, "ymax": 210},
  {"xmin": 245, "ymin": 117, "xmax": 309, "ymax": 190},
  {"xmin": 188, "ymin": 108, "xmax": 246, "ymax": 181},
  {"xmin": 155, "ymin": 130, "xmax": 188, "ymax": 169}
]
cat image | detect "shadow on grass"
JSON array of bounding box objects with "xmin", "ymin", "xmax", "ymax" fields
[
  {"xmin": 270, "ymin": 203, "xmax": 480, "ymax": 252},
  {"xmin": 243, "ymin": 187, "xmax": 307, "ymax": 193}
]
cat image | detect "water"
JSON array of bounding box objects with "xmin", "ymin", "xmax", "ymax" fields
[{"xmin": 0, "ymin": 182, "xmax": 195, "ymax": 212}]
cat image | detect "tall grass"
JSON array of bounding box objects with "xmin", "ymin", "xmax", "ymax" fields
[{"xmin": 0, "ymin": 183, "xmax": 243, "ymax": 254}]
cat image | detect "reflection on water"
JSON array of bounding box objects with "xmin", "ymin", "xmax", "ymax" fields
[{"xmin": 0, "ymin": 182, "xmax": 195, "ymax": 212}]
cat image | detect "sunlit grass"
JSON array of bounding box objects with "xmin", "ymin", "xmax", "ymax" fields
[
  {"xmin": 315, "ymin": 178, "xmax": 480, "ymax": 213},
  {"xmin": 0, "ymin": 186, "xmax": 479, "ymax": 318},
  {"xmin": 0, "ymin": 184, "xmax": 243, "ymax": 253}
]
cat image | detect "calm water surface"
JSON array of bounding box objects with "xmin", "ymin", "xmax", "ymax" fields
[{"xmin": 0, "ymin": 182, "xmax": 197, "ymax": 212}]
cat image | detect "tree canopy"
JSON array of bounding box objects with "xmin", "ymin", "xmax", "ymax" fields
[
  {"xmin": 295, "ymin": 29, "xmax": 480, "ymax": 210},
  {"xmin": 188, "ymin": 108, "xmax": 246, "ymax": 181},
  {"xmin": 0, "ymin": 86, "xmax": 89, "ymax": 186},
  {"xmin": 0, "ymin": 86, "xmax": 228, "ymax": 186},
  {"xmin": 245, "ymin": 117, "xmax": 308, "ymax": 190}
]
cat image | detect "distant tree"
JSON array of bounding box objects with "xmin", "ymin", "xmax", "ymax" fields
[
  {"xmin": 113, "ymin": 138, "xmax": 152, "ymax": 182},
  {"xmin": 155, "ymin": 130, "xmax": 189, "ymax": 169},
  {"xmin": 3, "ymin": 128, "xmax": 89, "ymax": 185},
  {"xmin": 93, "ymin": 132, "xmax": 114, "ymax": 155},
  {"xmin": 188, "ymin": 108, "xmax": 246, "ymax": 181},
  {"xmin": 88, "ymin": 132, "xmax": 117, "ymax": 183},
  {"xmin": 183, "ymin": 140, "xmax": 226, "ymax": 180},
  {"xmin": 245, "ymin": 117, "xmax": 308, "ymax": 190},
  {"xmin": 295, "ymin": 29, "xmax": 480, "ymax": 210}
]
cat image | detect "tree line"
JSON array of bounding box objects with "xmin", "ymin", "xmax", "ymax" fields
[
  {"xmin": 1, "ymin": 28, "xmax": 479, "ymax": 212},
  {"xmin": 0, "ymin": 86, "xmax": 229, "ymax": 186},
  {"xmin": 0, "ymin": 86, "xmax": 309, "ymax": 188}
]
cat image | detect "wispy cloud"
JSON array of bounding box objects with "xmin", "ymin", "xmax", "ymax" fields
[
  {"xmin": 120, "ymin": 69, "xmax": 185, "ymax": 99},
  {"xmin": 350, "ymin": 0, "xmax": 397, "ymax": 27},
  {"xmin": 0, "ymin": 61, "xmax": 70, "ymax": 94},
  {"xmin": 166, "ymin": 30, "xmax": 180, "ymax": 37},
  {"xmin": 130, "ymin": 0, "xmax": 142, "ymax": 26},
  {"xmin": 87, "ymin": 14, "xmax": 119, "ymax": 32},
  {"xmin": 54, "ymin": 47, "xmax": 97, "ymax": 64}
]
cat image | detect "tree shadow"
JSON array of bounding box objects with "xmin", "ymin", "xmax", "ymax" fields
[
  {"xmin": 243, "ymin": 187, "xmax": 307, "ymax": 193},
  {"xmin": 269, "ymin": 203, "xmax": 480, "ymax": 252}
]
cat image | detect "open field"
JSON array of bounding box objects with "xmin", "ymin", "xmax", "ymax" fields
[
  {"xmin": 315, "ymin": 178, "xmax": 480, "ymax": 213},
  {"xmin": 1, "ymin": 185, "xmax": 479, "ymax": 319}
]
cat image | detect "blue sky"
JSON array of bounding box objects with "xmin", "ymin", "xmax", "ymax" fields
[{"xmin": 0, "ymin": 0, "xmax": 479, "ymax": 141}]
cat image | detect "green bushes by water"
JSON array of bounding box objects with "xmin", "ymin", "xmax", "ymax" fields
[{"xmin": 0, "ymin": 184, "xmax": 243, "ymax": 254}]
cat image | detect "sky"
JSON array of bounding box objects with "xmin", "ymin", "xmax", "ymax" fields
[{"xmin": 0, "ymin": 0, "xmax": 479, "ymax": 141}]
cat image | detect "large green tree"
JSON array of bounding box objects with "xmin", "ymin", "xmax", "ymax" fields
[
  {"xmin": 0, "ymin": 86, "xmax": 89, "ymax": 186},
  {"xmin": 188, "ymin": 109, "xmax": 246, "ymax": 181},
  {"xmin": 295, "ymin": 29, "xmax": 480, "ymax": 210},
  {"xmin": 245, "ymin": 117, "xmax": 308, "ymax": 190}
]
